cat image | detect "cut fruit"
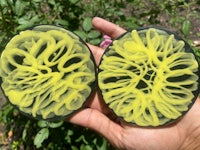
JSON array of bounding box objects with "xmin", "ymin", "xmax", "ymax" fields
[
  {"xmin": 0, "ymin": 25, "xmax": 96, "ymax": 121},
  {"xmin": 98, "ymin": 27, "xmax": 200, "ymax": 127}
]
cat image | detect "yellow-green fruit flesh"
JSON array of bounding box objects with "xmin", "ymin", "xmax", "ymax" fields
[
  {"xmin": 0, "ymin": 25, "xmax": 96, "ymax": 120},
  {"xmin": 98, "ymin": 28, "xmax": 200, "ymax": 127}
]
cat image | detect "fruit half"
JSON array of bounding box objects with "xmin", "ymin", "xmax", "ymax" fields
[
  {"xmin": 0, "ymin": 25, "xmax": 96, "ymax": 121},
  {"xmin": 98, "ymin": 27, "xmax": 200, "ymax": 127}
]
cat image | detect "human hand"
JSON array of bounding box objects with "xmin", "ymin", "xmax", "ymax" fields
[{"xmin": 69, "ymin": 17, "xmax": 200, "ymax": 150}]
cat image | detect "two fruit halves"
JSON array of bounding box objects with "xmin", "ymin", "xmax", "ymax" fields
[{"xmin": 0, "ymin": 26, "xmax": 199, "ymax": 127}]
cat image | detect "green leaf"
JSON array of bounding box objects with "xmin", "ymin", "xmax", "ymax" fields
[
  {"xmin": 96, "ymin": 138, "xmax": 108, "ymax": 150},
  {"xmin": 0, "ymin": 0, "xmax": 7, "ymax": 7},
  {"xmin": 117, "ymin": 11, "xmax": 124, "ymax": 16},
  {"xmin": 66, "ymin": 129, "xmax": 74, "ymax": 136},
  {"xmin": 74, "ymin": 30, "xmax": 87, "ymax": 40},
  {"xmin": 18, "ymin": 17, "xmax": 30, "ymax": 25},
  {"xmin": 89, "ymin": 39, "xmax": 101, "ymax": 45},
  {"xmin": 55, "ymin": 19, "xmax": 69, "ymax": 26},
  {"xmin": 22, "ymin": 128, "xmax": 27, "ymax": 141},
  {"xmin": 34, "ymin": 128, "xmax": 49, "ymax": 148},
  {"xmin": 7, "ymin": 0, "xmax": 14, "ymax": 6},
  {"xmin": 88, "ymin": 30, "xmax": 101, "ymax": 39},
  {"xmin": 75, "ymin": 135, "xmax": 88, "ymax": 144},
  {"xmin": 30, "ymin": 16, "xmax": 40, "ymax": 23},
  {"xmin": 37, "ymin": 120, "xmax": 63, "ymax": 128},
  {"xmin": 15, "ymin": 0, "xmax": 24, "ymax": 16},
  {"xmin": 82, "ymin": 18, "xmax": 92, "ymax": 32},
  {"xmin": 80, "ymin": 145, "xmax": 93, "ymax": 150},
  {"xmin": 16, "ymin": 23, "xmax": 33, "ymax": 31},
  {"xmin": 48, "ymin": 121, "xmax": 63, "ymax": 128},
  {"xmin": 70, "ymin": 0, "xmax": 80, "ymax": 4},
  {"xmin": 33, "ymin": 0, "xmax": 42, "ymax": 2},
  {"xmin": 71, "ymin": 146, "xmax": 79, "ymax": 150},
  {"xmin": 37, "ymin": 120, "xmax": 48, "ymax": 128},
  {"xmin": 0, "ymin": 32, "xmax": 6, "ymax": 42},
  {"xmin": 48, "ymin": 0, "xmax": 56, "ymax": 5},
  {"xmin": 181, "ymin": 20, "xmax": 191, "ymax": 37},
  {"xmin": 197, "ymin": 33, "xmax": 200, "ymax": 38},
  {"xmin": 17, "ymin": 16, "xmax": 40, "ymax": 30}
]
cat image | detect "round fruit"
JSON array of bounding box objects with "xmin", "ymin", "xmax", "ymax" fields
[
  {"xmin": 98, "ymin": 27, "xmax": 200, "ymax": 127},
  {"xmin": 0, "ymin": 25, "xmax": 96, "ymax": 121}
]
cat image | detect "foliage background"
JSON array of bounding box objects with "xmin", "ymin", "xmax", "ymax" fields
[{"xmin": 0, "ymin": 0, "xmax": 199, "ymax": 149}]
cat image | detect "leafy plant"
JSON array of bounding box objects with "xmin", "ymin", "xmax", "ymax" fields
[
  {"xmin": 75, "ymin": 17, "xmax": 102, "ymax": 45},
  {"xmin": 0, "ymin": 101, "xmax": 113, "ymax": 149}
]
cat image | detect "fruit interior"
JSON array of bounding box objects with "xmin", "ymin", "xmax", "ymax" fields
[
  {"xmin": 98, "ymin": 28, "xmax": 199, "ymax": 126},
  {"xmin": 0, "ymin": 25, "xmax": 96, "ymax": 120}
]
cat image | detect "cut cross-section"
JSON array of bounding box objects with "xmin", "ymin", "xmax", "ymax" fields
[
  {"xmin": 98, "ymin": 27, "xmax": 200, "ymax": 127},
  {"xmin": 0, "ymin": 25, "xmax": 96, "ymax": 121}
]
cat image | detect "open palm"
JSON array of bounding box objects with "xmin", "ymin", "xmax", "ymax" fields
[{"xmin": 69, "ymin": 17, "xmax": 200, "ymax": 150}]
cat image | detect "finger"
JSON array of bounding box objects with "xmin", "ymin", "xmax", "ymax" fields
[
  {"xmin": 92, "ymin": 17, "xmax": 126, "ymax": 39},
  {"xmin": 68, "ymin": 108, "xmax": 123, "ymax": 147},
  {"xmin": 87, "ymin": 43, "xmax": 104, "ymax": 65},
  {"xmin": 86, "ymin": 91, "xmax": 113, "ymax": 116},
  {"xmin": 85, "ymin": 91, "xmax": 104, "ymax": 112}
]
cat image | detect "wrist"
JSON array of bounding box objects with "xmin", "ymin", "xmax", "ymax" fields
[
  {"xmin": 180, "ymin": 134, "xmax": 200, "ymax": 150},
  {"xmin": 179, "ymin": 98, "xmax": 200, "ymax": 150},
  {"xmin": 179, "ymin": 127, "xmax": 200, "ymax": 150}
]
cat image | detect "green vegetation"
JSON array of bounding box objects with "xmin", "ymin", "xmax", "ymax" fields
[{"xmin": 0, "ymin": 0, "xmax": 199, "ymax": 149}]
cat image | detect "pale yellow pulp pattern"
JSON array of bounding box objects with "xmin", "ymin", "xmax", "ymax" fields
[
  {"xmin": 98, "ymin": 28, "xmax": 199, "ymax": 126},
  {"xmin": 0, "ymin": 27, "xmax": 95, "ymax": 119}
]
